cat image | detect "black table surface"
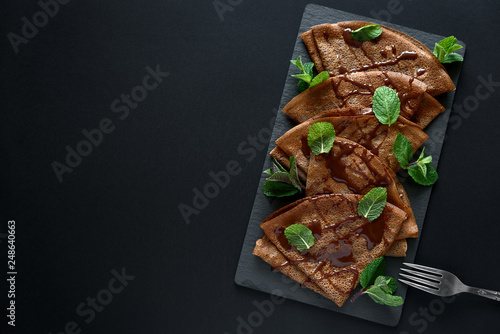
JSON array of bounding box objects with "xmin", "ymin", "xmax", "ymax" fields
[{"xmin": 2, "ymin": 1, "xmax": 500, "ymax": 333}]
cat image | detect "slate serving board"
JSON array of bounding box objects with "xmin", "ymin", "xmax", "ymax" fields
[{"xmin": 234, "ymin": 4, "xmax": 465, "ymax": 326}]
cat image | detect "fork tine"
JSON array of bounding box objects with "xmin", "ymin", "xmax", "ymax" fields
[
  {"xmin": 402, "ymin": 262, "xmax": 443, "ymax": 276},
  {"xmin": 401, "ymin": 268, "xmax": 441, "ymax": 282},
  {"xmin": 399, "ymin": 278, "xmax": 441, "ymax": 296},
  {"xmin": 399, "ymin": 273, "xmax": 440, "ymax": 289}
]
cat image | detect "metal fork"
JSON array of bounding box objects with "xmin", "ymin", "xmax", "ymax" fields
[{"xmin": 399, "ymin": 262, "xmax": 500, "ymax": 301}]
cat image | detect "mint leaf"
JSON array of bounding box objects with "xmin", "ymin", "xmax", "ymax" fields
[
  {"xmin": 284, "ymin": 224, "xmax": 314, "ymax": 251},
  {"xmin": 433, "ymin": 36, "xmax": 464, "ymax": 64},
  {"xmin": 442, "ymin": 53, "xmax": 463, "ymax": 63},
  {"xmin": 288, "ymin": 156, "xmax": 303, "ymax": 191},
  {"xmin": 408, "ymin": 164, "xmax": 438, "ymax": 186},
  {"xmin": 372, "ymin": 87, "xmax": 400, "ymax": 126},
  {"xmin": 351, "ymin": 24, "xmax": 383, "ymax": 41},
  {"xmin": 419, "ymin": 156, "xmax": 432, "ymax": 164},
  {"xmin": 307, "ymin": 122, "xmax": 336, "ymax": 155},
  {"xmin": 262, "ymin": 181, "xmax": 300, "ymax": 197},
  {"xmin": 365, "ymin": 286, "xmax": 404, "ymax": 306},
  {"xmin": 291, "ymin": 73, "xmax": 312, "ymax": 83},
  {"xmin": 303, "ymin": 62, "xmax": 314, "ymax": 78},
  {"xmin": 357, "ymin": 187, "xmax": 387, "ymax": 221},
  {"xmin": 436, "ymin": 36, "xmax": 458, "ymax": 51},
  {"xmin": 360, "ymin": 257, "xmax": 386, "ymax": 288},
  {"xmin": 266, "ymin": 171, "xmax": 292, "ymax": 183},
  {"xmin": 298, "ymin": 80, "xmax": 309, "ymax": 92},
  {"xmin": 291, "ymin": 56, "xmax": 331, "ymax": 92},
  {"xmin": 290, "ymin": 55, "xmax": 304, "ymax": 72},
  {"xmin": 271, "ymin": 157, "xmax": 287, "ymax": 173},
  {"xmin": 262, "ymin": 157, "xmax": 303, "ymax": 197},
  {"xmin": 353, "ymin": 257, "xmax": 403, "ymax": 307},
  {"xmin": 393, "ymin": 133, "xmax": 413, "ymax": 168},
  {"xmin": 418, "ymin": 162, "xmax": 427, "ymax": 176},
  {"xmin": 309, "ymin": 71, "xmax": 329, "ymax": 88},
  {"xmin": 400, "ymin": 145, "xmax": 438, "ymax": 186},
  {"xmin": 374, "ymin": 275, "xmax": 398, "ymax": 294}
]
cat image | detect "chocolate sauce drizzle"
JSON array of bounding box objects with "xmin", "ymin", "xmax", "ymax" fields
[
  {"xmin": 273, "ymin": 196, "xmax": 391, "ymax": 295},
  {"xmin": 322, "ymin": 141, "xmax": 391, "ymax": 193},
  {"xmin": 300, "ymin": 120, "xmax": 389, "ymax": 165},
  {"xmin": 323, "ymin": 29, "xmax": 426, "ymax": 118}
]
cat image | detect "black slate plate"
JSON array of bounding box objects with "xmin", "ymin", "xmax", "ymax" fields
[{"xmin": 234, "ymin": 4, "xmax": 465, "ymax": 326}]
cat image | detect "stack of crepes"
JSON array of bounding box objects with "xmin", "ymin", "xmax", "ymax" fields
[{"xmin": 253, "ymin": 21, "xmax": 455, "ymax": 307}]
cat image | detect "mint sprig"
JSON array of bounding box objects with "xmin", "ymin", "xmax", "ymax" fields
[
  {"xmin": 357, "ymin": 187, "xmax": 387, "ymax": 221},
  {"xmin": 372, "ymin": 87, "xmax": 401, "ymax": 126},
  {"xmin": 393, "ymin": 134, "xmax": 438, "ymax": 186},
  {"xmin": 364, "ymin": 285, "xmax": 404, "ymax": 306},
  {"xmin": 307, "ymin": 122, "xmax": 336, "ymax": 155},
  {"xmin": 284, "ymin": 224, "xmax": 314, "ymax": 251},
  {"xmin": 351, "ymin": 257, "xmax": 404, "ymax": 307},
  {"xmin": 262, "ymin": 157, "xmax": 303, "ymax": 197},
  {"xmin": 375, "ymin": 275, "xmax": 398, "ymax": 294},
  {"xmin": 360, "ymin": 256, "xmax": 386, "ymax": 288},
  {"xmin": 290, "ymin": 55, "xmax": 329, "ymax": 92},
  {"xmin": 351, "ymin": 24, "xmax": 383, "ymax": 41},
  {"xmin": 433, "ymin": 36, "xmax": 463, "ymax": 64}
]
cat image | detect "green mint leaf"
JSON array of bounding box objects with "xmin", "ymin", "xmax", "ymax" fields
[
  {"xmin": 447, "ymin": 44, "xmax": 463, "ymax": 53},
  {"xmin": 307, "ymin": 122, "xmax": 336, "ymax": 155},
  {"xmin": 419, "ymin": 156, "xmax": 432, "ymax": 164},
  {"xmin": 365, "ymin": 286, "xmax": 404, "ymax": 306},
  {"xmin": 271, "ymin": 157, "xmax": 287, "ymax": 173},
  {"xmin": 357, "ymin": 187, "xmax": 387, "ymax": 221},
  {"xmin": 372, "ymin": 86, "xmax": 401, "ymax": 126},
  {"xmin": 418, "ymin": 162, "xmax": 427, "ymax": 176},
  {"xmin": 408, "ymin": 164, "xmax": 438, "ymax": 186},
  {"xmin": 262, "ymin": 181, "xmax": 300, "ymax": 197},
  {"xmin": 374, "ymin": 275, "xmax": 398, "ymax": 294},
  {"xmin": 290, "ymin": 56, "xmax": 304, "ymax": 72},
  {"xmin": 309, "ymin": 71, "xmax": 330, "ymax": 88},
  {"xmin": 298, "ymin": 80, "xmax": 310, "ymax": 92},
  {"xmin": 437, "ymin": 36, "xmax": 457, "ymax": 51},
  {"xmin": 433, "ymin": 36, "xmax": 464, "ymax": 63},
  {"xmin": 393, "ymin": 133, "xmax": 413, "ymax": 169},
  {"xmin": 433, "ymin": 43, "xmax": 446, "ymax": 60},
  {"xmin": 291, "ymin": 73, "xmax": 312, "ymax": 83},
  {"xmin": 284, "ymin": 224, "xmax": 315, "ymax": 251},
  {"xmin": 266, "ymin": 171, "xmax": 292, "ymax": 183},
  {"xmin": 262, "ymin": 157, "xmax": 303, "ymax": 197},
  {"xmin": 288, "ymin": 156, "xmax": 303, "ymax": 191},
  {"xmin": 360, "ymin": 257, "xmax": 386, "ymax": 288},
  {"xmin": 417, "ymin": 147, "xmax": 426, "ymax": 161},
  {"xmin": 442, "ymin": 53, "xmax": 464, "ymax": 63},
  {"xmin": 351, "ymin": 24, "xmax": 383, "ymax": 41},
  {"xmin": 291, "ymin": 55, "xmax": 330, "ymax": 92},
  {"xmin": 303, "ymin": 62, "xmax": 314, "ymax": 78}
]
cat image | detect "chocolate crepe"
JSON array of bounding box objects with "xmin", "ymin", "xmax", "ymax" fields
[
  {"xmin": 274, "ymin": 114, "xmax": 429, "ymax": 174},
  {"xmin": 301, "ymin": 21, "xmax": 455, "ymax": 96},
  {"xmin": 259, "ymin": 194, "xmax": 407, "ymax": 307},
  {"xmin": 282, "ymin": 71, "xmax": 445, "ymax": 128},
  {"xmin": 306, "ymin": 137, "xmax": 418, "ymax": 242}
]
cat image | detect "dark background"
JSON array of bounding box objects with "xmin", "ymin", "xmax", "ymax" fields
[{"xmin": 2, "ymin": 0, "xmax": 499, "ymax": 333}]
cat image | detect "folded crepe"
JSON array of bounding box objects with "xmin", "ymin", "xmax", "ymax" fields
[
  {"xmin": 253, "ymin": 236, "xmax": 407, "ymax": 303},
  {"xmin": 301, "ymin": 21, "xmax": 455, "ymax": 96},
  {"xmin": 253, "ymin": 236, "xmax": 331, "ymax": 298},
  {"xmin": 282, "ymin": 71, "xmax": 445, "ymax": 128},
  {"xmin": 258, "ymin": 193, "xmax": 407, "ymax": 307},
  {"xmin": 273, "ymin": 113, "xmax": 429, "ymax": 175},
  {"xmin": 306, "ymin": 137, "xmax": 418, "ymax": 243}
]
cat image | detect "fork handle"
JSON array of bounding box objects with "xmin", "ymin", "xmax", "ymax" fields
[{"xmin": 467, "ymin": 287, "xmax": 500, "ymax": 301}]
